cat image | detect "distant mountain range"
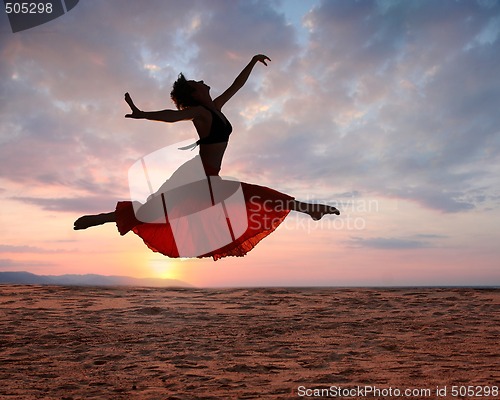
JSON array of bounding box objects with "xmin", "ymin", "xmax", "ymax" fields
[{"xmin": 0, "ymin": 271, "xmax": 193, "ymax": 288}]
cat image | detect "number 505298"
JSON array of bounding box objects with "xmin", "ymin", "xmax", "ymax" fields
[{"xmin": 5, "ymin": 2, "xmax": 53, "ymax": 14}]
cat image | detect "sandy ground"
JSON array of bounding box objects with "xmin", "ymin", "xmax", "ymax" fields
[{"xmin": 0, "ymin": 286, "xmax": 498, "ymax": 399}]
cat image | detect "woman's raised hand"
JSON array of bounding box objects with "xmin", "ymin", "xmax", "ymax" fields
[
  {"xmin": 253, "ymin": 54, "xmax": 271, "ymax": 66},
  {"xmin": 124, "ymin": 92, "xmax": 144, "ymax": 118}
]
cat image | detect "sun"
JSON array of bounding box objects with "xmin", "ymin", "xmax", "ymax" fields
[{"xmin": 148, "ymin": 258, "xmax": 180, "ymax": 280}]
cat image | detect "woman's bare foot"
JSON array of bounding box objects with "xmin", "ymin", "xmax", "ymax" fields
[
  {"xmin": 124, "ymin": 92, "xmax": 136, "ymax": 110},
  {"xmin": 290, "ymin": 200, "xmax": 340, "ymax": 220},
  {"xmin": 124, "ymin": 92, "xmax": 144, "ymax": 118},
  {"xmin": 73, "ymin": 212, "xmax": 115, "ymax": 230},
  {"xmin": 309, "ymin": 204, "xmax": 340, "ymax": 221}
]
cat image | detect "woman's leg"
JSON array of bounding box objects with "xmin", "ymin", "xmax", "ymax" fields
[
  {"xmin": 73, "ymin": 200, "xmax": 339, "ymax": 229},
  {"xmin": 73, "ymin": 211, "xmax": 116, "ymax": 230},
  {"xmin": 289, "ymin": 200, "xmax": 340, "ymax": 220}
]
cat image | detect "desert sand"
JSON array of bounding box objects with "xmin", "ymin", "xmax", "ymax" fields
[{"xmin": 0, "ymin": 286, "xmax": 498, "ymax": 399}]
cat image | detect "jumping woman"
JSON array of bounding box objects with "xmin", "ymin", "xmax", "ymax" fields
[{"xmin": 74, "ymin": 54, "xmax": 339, "ymax": 260}]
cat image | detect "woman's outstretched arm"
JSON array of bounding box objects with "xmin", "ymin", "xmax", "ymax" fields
[
  {"xmin": 214, "ymin": 54, "xmax": 270, "ymax": 109},
  {"xmin": 124, "ymin": 92, "xmax": 201, "ymax": 123}
]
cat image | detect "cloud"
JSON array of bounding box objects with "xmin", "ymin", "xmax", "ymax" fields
[
  {"xmin": 347, "ymin": 234, "xmax": 446, "ymax": 250},
  {"xmin": 1, "ymin": 0, "xmax": 499, "ymax": 219},
  {"xmin": 389, "ymin": 187, "xmax": 477, "ymax": 213},
  {"xmin": 0, "ymin": 245, "xmax": 70, "ymax": 254},
  {"xmin": 12, "ymin": 195, "xmax": 117, "ymax": 213},
  {"xmin": 191, "ymin": 0, "xmax": 299, "ymax": 72},
  {"xmin": 0, "ymin": 0, "xmax": 499, "ymax": 286},
  {"xmin": 266, "ymin": 0, "xmax": 500, "ymax": 213},
  {"xmin": 0, "ymin": 258, "xmax": 53, "ymax": 268}
]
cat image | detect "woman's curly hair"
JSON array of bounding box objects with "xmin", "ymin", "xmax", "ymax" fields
[{"xmin": 170, "ymin": 73, "xmax": 197, "ymax": 110}]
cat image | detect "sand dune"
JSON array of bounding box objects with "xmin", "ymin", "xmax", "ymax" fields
[{"xmin": 0, "ymin": 286, "xmax": 498, "ymax": 399}]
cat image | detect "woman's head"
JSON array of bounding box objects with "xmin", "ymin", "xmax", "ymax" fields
[
  {"xmin": 170, "ymin": 73, "xmax": 196, "ymax": 110},
  {"xmin": 170, "ymin": 73, "xmax": 210, "ymax": 110}
]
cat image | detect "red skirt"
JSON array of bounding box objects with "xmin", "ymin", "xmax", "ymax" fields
[{"xmin": 115, "ymin": 181, "xmax": 294, "ymax": 260}]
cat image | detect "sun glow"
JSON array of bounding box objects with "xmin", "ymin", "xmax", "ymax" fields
[{"xmin": 148, "ymin": 258, "xmax": 181, "ymax": 280}]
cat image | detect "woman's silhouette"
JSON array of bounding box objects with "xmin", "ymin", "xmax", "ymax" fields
[{"xmin": 74, "ymin": 54, "xmax": 339, "ymax": 259}]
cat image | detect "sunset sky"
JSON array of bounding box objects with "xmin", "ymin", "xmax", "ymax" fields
[{"xmin": 1, "ymin": 0, "xmax": 499, "ymax": 287}]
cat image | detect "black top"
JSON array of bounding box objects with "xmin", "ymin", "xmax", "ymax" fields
[{"xmin": 196, "ymin": 107, "xmax": 233, "ymax": 145}]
